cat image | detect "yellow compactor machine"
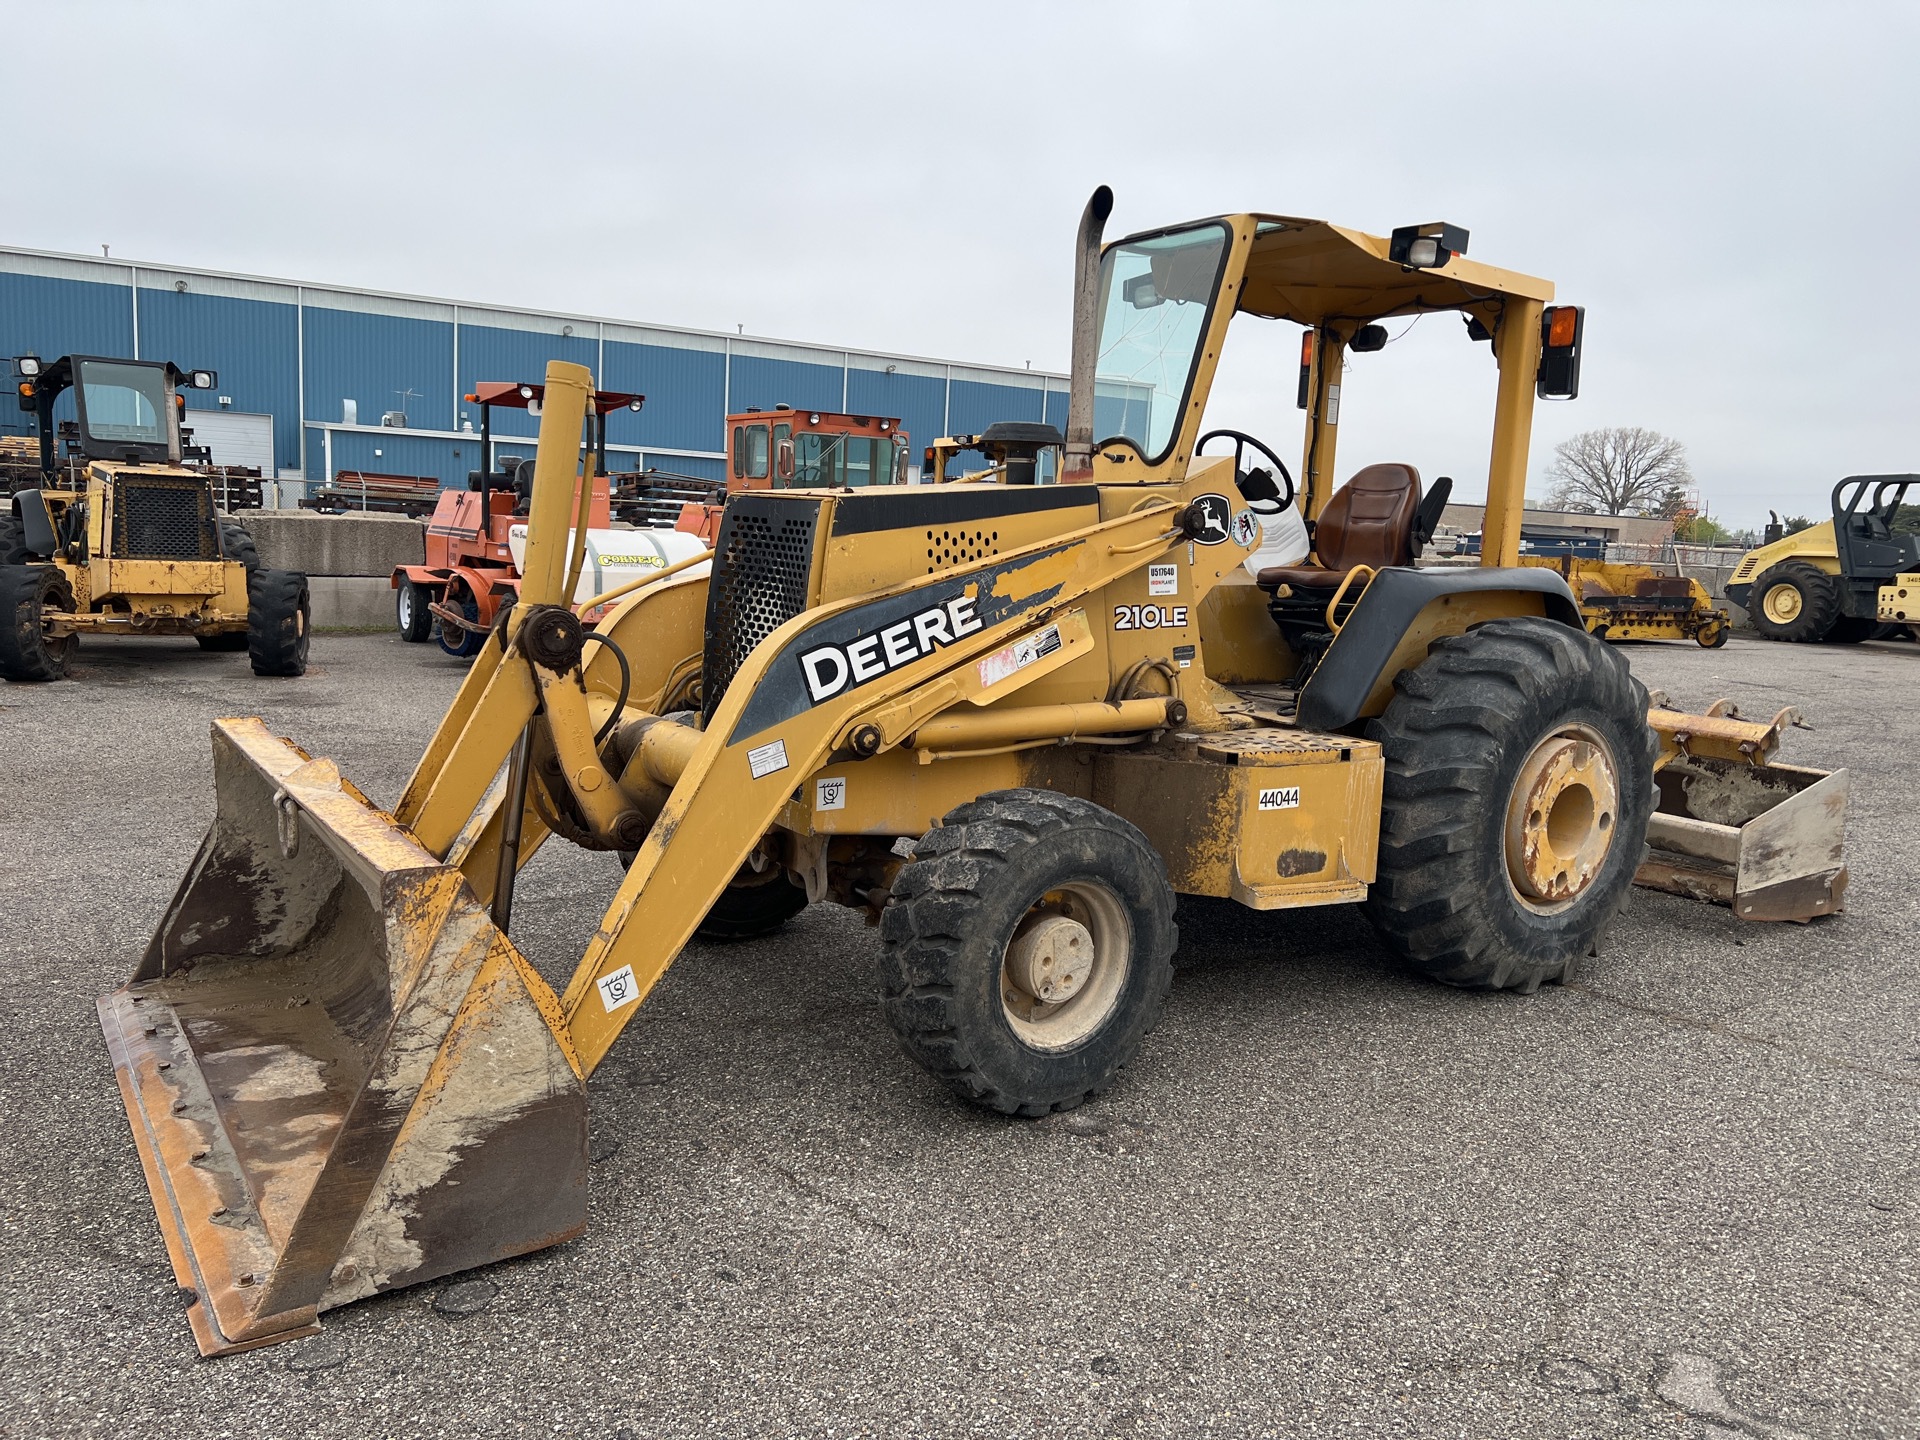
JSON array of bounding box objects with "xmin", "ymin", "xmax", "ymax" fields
[{"xmin": 98, "ymin": 193, "xmax": 1851, "ymax": 1355}]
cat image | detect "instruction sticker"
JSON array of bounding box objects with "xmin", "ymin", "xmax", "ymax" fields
[
  {"xmin": 1258, "ymin": 786, "xmax": 1301, "ymax": 811},
  {"xmin": 815, "ymin": 776, "xmax": 847, "ymax": 811},
  {"xmin": 977, "ymin": 624, "xmax": 1062, "ymax": 688},
  {"xmin": 596, "ymin": 964, "xmax": 640, "ymax": 1013},
  {"xmin": 1147, "ymin": 563, "xmax": 1179, "ymax": 597},
  {"xmin": 747, "ymin": 738, "xmax": 790, "ymax": 779}
]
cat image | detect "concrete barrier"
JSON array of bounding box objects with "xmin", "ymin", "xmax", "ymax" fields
[
  {"xmin": 307, "ymin": 576, "xmax": 397, "ymax": 631},
  {"xmin": 239, "ymin": 511, "xmax": 426, "ymax": 578}
]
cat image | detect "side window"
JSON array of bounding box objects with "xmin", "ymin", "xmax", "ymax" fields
[
  {"xmin": 731, "ymin": 426, "xmax": 745, "ymax": 479},
  {"xmin": 744, "ymin": 425, "xmax": 769, "ymax": 480}
]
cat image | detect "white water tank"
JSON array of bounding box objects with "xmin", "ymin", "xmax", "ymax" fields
[{"xmin": 505, "ymin": 524, "xmax": 709, "ymax": 611}]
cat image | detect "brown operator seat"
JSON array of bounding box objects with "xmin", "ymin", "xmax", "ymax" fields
[{"xmin": 1256, "ymin": 463, "xmax": 1422, "ymax": 591}]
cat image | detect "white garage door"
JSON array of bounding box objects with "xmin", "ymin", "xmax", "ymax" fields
[{"xmin": 183, "ymin": 410, "xmax": 276, "ymax": 473}]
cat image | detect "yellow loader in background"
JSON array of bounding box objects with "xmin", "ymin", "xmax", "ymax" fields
[{"xmin": 97, "ymin": 193, "xmax": 1851, "ymax": 1356}]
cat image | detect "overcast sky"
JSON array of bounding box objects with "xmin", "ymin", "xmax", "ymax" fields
[{"xmin": 13, "ymin": 1, "xmax": 1916, "ymax": 527}]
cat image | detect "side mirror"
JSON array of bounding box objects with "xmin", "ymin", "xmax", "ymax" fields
[
  {"xmin": 893, "ymin": 441, "xmax": 910, "ymax": 486},
  {"xmin": 189, "ymin": 369, "xmax": 217, "ymax": 390},
  {"xmin": 776, "ymin": 437, "xmax": 795, "ymax": 481}
]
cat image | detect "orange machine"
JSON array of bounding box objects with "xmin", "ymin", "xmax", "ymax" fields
[
  {"xmin": 677, "ymin": 404, "xmax": 910, "ymax": 541},
  {"xmin": 391, "ymin": 381, "xmax": 642, "ymax": 656}
]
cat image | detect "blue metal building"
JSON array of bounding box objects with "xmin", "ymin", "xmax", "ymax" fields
[{"xmin": 0, "ymin": 245, "xmax": 1069, "ymax": 493}]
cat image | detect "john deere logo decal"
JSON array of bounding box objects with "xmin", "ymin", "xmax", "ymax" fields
[{"xmin": 1190, "ymin": 493, "xmax": 1233, "ymax": 544}]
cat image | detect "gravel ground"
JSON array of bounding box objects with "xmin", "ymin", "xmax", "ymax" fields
[{"xmin": 0, "ymin": 630, "xmax": 1914, "ymax": 1439}]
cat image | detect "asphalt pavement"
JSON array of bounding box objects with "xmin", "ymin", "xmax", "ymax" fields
[{"xmin": 0, "ymin": 630, "xmax": 1914, "ymax": 1439}]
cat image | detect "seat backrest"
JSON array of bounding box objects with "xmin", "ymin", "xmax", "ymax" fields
[{"xmin": 1315, "ymin": 463, "xmax": 1421, "ymax": 572}]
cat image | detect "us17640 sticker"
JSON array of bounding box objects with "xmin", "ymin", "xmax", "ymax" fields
[{"xmin": 1113, "ymin": 604, "xmax": 1189, "ymax": 631}]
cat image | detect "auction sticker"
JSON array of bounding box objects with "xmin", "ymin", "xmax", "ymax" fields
[
  {"xmin": 748, "ymin": 738, "xmax": 790, "ymax": 778},
  {"xmin": 1147, "ymin": 563, "xmax": 1179, "ymax": 597},
  {"xmin": 1258, "ymin": 786, "xmax": 1301, "ymax": 810}
]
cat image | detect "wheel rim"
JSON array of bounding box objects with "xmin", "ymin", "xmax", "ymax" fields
[
  {"xmin": 398, "ymin": 586, "xmax": 415, "ymax": 630},
  {"xmin": 1503, "ymin": 723, "xmax": 1620, "ymax": 914},
  {"xmin": 1762, "ymin": 581, "xmax": 1802, "ymax": 624},
  {"xmin": 999, "ymin": 881, "xmax": 1131, "ymax": 1051}
]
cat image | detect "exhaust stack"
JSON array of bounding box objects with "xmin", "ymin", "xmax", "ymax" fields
[{"xmin": 1063, "ymin": 185, "xmax": 1114, "ymax": 480}]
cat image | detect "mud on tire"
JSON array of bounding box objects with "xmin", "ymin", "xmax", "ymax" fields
[
  {"xmin": 1363, "ymin": 617, "xmax": 1657, "ymax": 993},
  {"xmin": 248, "ymin": 568, "xmax": 311, "ymax": 676},
  {"xmin": 879, "ymin": 789, "xmax": 1177, "ymax": 1117}
]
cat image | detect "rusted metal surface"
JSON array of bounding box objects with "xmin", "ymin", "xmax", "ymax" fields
[
  {"xmin": 99, "ymin": 718, "xmax": 586, "ymax": 1356},
  {"xmin": 1637, "ymin": 751, "xmax": 1849, "ymax": 923},
  {"xmin": 1503, "ymin": 726, "xmax": 1618, "ymax": 906}
]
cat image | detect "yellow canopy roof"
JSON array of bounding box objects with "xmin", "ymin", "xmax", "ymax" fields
[{"xmin": 1234, "ymin": 214, "xmax": 1554, "ymax": 327}]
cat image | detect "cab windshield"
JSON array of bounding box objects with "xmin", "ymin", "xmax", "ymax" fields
[
  {"xmin": 1093, "ymin": 222, "xmax": 1230, "ymax": 463},
  {"xmin": 76, "ymin": 359, "xmax": 171, "ymax": 451},
  {"xmin": 790, "ymin": 432, "xmax": 903, "ymax": 488}
]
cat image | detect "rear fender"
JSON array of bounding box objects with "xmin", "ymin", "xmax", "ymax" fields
[{"xmin": 1297, "ymin": 566, "xmax": 1583, "ymax": 731}]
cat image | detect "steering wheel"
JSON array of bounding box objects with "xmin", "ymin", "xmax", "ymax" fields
[{"xmin": 1196, "ymin": 429, "xmax": 1295, "ymax": 509}]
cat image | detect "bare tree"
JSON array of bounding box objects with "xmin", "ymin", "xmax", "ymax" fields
[{"xmin": 1544, "ymin": 428, "xmax": 1692, "ymax": 516}]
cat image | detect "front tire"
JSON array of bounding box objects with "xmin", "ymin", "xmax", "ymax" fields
[
  {"xmin": 1364, "ymin": 618, "xmax": 1656, "ymax": 993},
  {"xmin": 880, "ymin": 790, "xmax": 1177, "ymax": 1116},
  {"xmin": 434, "ymin": 587, "xmax": 486, "ymax": 658},
  {"xmin": 1750, "ymin": 561, "xmax": 1839, "ymax": 642},
  {"xmin": 0, "ymin": 564, "xmax": 77, "ymax": 682},
  {"xmin": 248, "ymin": 568, "xmax": 310, "ymax": 676},
  {"xmin": 396, "ymin": 579, "xmax": 433, "ymax": 642}
]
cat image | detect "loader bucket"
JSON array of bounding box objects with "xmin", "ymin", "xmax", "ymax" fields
[
  {"xmin": 98, "ymin": 717, "xmax": 586, "ymax": 1356},
  {"xmin": 1638, "ymin": 702, "xmax": 1849, "ymax": 922}
]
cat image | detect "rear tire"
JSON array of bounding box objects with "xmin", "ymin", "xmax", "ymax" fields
[
  {"xmin": 0, "ymin": 564, "xmax": 77, "ymax": 681},
  {"xmin": 1363, "ymin": 618, "xmax": 1656, "ymax": 993},
  {"xmin": 248, "ymin": 568, "xmax": 310, "ymax": 676},
  {"xmin": 219, "ymin": 520, "xmax": 259, "ymax": 571},
  {"xmin": 1750, "ymin": 561, "xmax": 1839, "ymax": 642},
  {"xmin": 879, "ymin": 790, "xmax": 1177, "ymax": 1116},
  {"xmin": 396, "ymin": 579, "xmax": 433, "ymax": 642}
]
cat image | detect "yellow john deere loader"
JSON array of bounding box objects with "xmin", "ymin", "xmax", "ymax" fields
[
  {"xmin": 98, "ymin": 193, "xmax": 1850, "ymax": 1356},
  {"xmin": 1, "ymin": 354, "xmax": 309, "ymax": 681}
]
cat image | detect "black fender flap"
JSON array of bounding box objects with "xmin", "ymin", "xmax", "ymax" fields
[
  {"xmin": 1296, "ymin": 566, "xmax": 1583, "ymax": 732},
  {"xmin": 12, "ymin": 489, "xmax": 59, "ymax": 558}
]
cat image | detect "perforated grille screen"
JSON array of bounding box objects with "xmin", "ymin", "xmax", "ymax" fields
[
  {"xmin": 112, "ymin": 477, "xmax": 217, "ymax": 561},
  {"xmin": 702, "ymin": 493, "xmax": 821, "ymax": 723}
]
